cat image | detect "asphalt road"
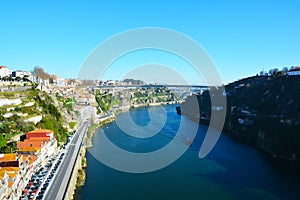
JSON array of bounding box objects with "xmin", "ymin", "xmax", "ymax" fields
[{"xmin": 43, "ymin": 120, "xmax": 89, "ymax": 200}]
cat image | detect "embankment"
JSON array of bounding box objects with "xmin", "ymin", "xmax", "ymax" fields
[
  {"xmin": 64, "ymin": 145, "xmax": 86, "ymax": 200},
  {"xmin": 72, "ymin": 101, "xmax": 180, "ymax": 198},
  {"xmin": 70, "ymin": 116, "xmax": 115, "ymax": 199}
]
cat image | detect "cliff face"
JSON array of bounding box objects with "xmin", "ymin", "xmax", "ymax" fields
[{"xmin": 179, "ymin": 75, "xmax": 300, "ymax": 162}]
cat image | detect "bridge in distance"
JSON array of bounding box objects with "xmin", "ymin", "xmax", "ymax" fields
[{"xmin": 97, "ymin": 84, "xmax": 214, "ymax": 88}]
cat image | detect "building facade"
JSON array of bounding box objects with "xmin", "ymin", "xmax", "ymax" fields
[
  {"xmin": 0, "ymin": 66, "xmax": 12, "ymax": 78},
  {"xmin": 288, "ymin": 67, "xmax": 300, "ymax": 76},
  {"xmin": 0, "ymin": 129, "xmax": 57, "ymax": 199}
]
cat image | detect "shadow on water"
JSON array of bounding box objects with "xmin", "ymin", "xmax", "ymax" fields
[{"xmin": 75, "ymin": 104, "xmax": 300, "ymax": 200}]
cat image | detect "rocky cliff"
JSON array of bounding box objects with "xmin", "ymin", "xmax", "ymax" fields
[{"xmin": 179, "ymin": 75, "xmax": 300, "ymax": 162}]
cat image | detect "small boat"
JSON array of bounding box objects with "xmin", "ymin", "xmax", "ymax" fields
[{"xmin": 185, "ymin": 138, "xmax": 192, "ymax": 145}]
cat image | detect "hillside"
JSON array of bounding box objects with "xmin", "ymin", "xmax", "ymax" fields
[
  {"xmin": 180, "ymin": 75, "xmax": 300, "ymax": 162},
  {"xmin": 95, "ymin": 87, "xmax": 178, "ymax": 113},
  {"xmin": 0, "ymin": 88, "xmax": 73, "ymax": 152}
]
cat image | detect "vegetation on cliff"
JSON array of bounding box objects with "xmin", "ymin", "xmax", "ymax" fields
[
  {"xmin": 180, "ymin": 75, "xmax": 300, "ymax": 162},
  {"xmin": 95, "ymin": 86, "xmax": 178, "ymax": 114},
  {"xmin": 0, "ymin": 88, "xmax": 71, "ymax": 152}
]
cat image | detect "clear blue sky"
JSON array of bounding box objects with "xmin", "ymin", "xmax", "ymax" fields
[{"xmin": 0, "ymin": 0, "xmax": 299, "ymax": 84}]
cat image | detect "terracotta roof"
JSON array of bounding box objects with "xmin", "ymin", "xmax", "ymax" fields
[
  {"xmin": 27, "ymin": 137, "xmax": 50, "ymax": 141},
  {"xmin": 28, "ymin": 156, "xmax": 38, "ymax": 165},
  {"xmin": 27, "ymin": 129, "xmax": 53, "ymax": 134},
  {"xmin": 8, "ymin": 181, "xmax": 13, "ymax": 188},
  {"xmin": 16, "ymin": 147, "xmax": 40, "ymax": 152},
  {"xmin": 0, "ymin": 66, "xmax": 7, "ymax": 69},
  {"xmin": 8, "ymin": 173, "xmax": 16, "ymax": 179},
  {"xmin": 0, "ymin": 167, "xmax": 19, "ymax": 179},
  {"xmin": 0, "ymin": 154, "xmax": 17, "ymax": 162},
  {"xmin": 0, "ymin": 167, "xmax": 19, "ymax": 171},
  {"xmin": 21, "ymin": 155, "xmax": 29, "ymax": 163},
  {"xmin": 17, "ymin": 140, "xmax": 44, "ymax": 149},
  {"xmin": 0, "ymin": 170, "xmax": 6, "ymax": 178},
  {"xmin": 288, "ymin": 67, "xmax": 300, "ymax": 72}
]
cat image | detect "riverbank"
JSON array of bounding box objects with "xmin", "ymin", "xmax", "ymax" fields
[
  {"xmin": 85, "ymin": 117, "xmax": 116, "ymax": 148},
  {"xmin": 88, "ymin": 100, "xmax": 179, "ymax": 147},
  {"xmin": 74, "ymin": 101, "xmax": 179, "ymax": 196},
  {"xmin": 178, "ymin": 75, "xmax": 300, "ymax": 163},
  {"xmin": 87, "ymin": 100, "xmax": 180, "ymax": 149},
  {"xmin": 130, "ymin": 100, "xmax": 180, "ymax": 108},
  {"xmin": 75, "ymin": 104, "xmax": 300, "ymax": 200},
  {"xmin": 74, "ymin": 116, "xmax": 115, "ymax": 191}
]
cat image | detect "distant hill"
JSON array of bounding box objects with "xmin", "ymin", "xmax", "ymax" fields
[
  {"xmin": 179, "ymin": 75, "xmax": 300, "ymax": 162},
  {"xmin": 122, "ymin": 79, "xmax": 144, "ymax": 85}
]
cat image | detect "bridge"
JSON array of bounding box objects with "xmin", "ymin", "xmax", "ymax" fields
[
  {"xmin": 96, "ymin": 84, "xmax": 211, "ymax": 101},
  {"xmin": 97, "ymin": 84, "xmax": 211, "ymax": 89}
]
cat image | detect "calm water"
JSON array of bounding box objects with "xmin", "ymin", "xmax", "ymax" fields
[{"xmin": 75, "ymin": 104, "xmax": 300, "ymax": 200}]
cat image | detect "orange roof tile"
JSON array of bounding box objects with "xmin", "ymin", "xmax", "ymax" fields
[
  {"xmin": 28, "ymin": 156, "xmax": 38, "ymax": 165},
  {"xmin": 17, "ymin": 140, "xmax": 44, "ymax": 149},
  {"xmin": 16, "ymin": 147, "xmax": 40, "ymax": 152},
  {"xmin": 27, "ymin": 137, "xmax": 50, "ymax": 141},
  {"xmin": 0, "ymin": 167, "xmax": 19, "ymax": 179},
  {"xmin": 0, "ymin": 170, "xmax": 6, "ymax": 178},
  {"xmin": 8, "ymin": 181, "xmax": 13, "ymax": 188},
  {"xmin": 27, "ymin": 129, "xmax": 53, "ymax": 134},
  {"xmin": 8, "ymin": 173, "xmax": 16, "ymax": 178},
  {"xmin": 21, "ymin": 155, "xmax": 29, "ymax": 162},
  {"xmin": 0, "ymin": 167, "xmax": 19, "ymax": 172},
  {"xmin": 289, "ymin": 67, "xmax": 300, "ymax": 72},
  {"xmin": 0, "ymin": 154, "xmax": 17, "ymax": 162}
]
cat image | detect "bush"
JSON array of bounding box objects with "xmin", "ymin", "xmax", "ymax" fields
[{"xmin": 69, "ymin": 122, "xmax": 76, "ymax": 129}]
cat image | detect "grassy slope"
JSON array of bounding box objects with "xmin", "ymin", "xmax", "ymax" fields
[{"xmin": 0, "ymin": 88, "xmax": 69, "ymax": 152}]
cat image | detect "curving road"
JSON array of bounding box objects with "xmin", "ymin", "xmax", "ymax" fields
[{"xmin": 43, "ymin": 120, "xmax": 89, "ymax": 200}]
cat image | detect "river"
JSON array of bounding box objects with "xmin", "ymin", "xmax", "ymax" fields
[{"xmin": 75, "ymin": 104, "xmax": 300, "ymax": 199}]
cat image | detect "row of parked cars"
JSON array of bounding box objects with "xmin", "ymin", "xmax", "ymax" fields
[
  {"xmin": 20, "ymin": 152, "xmax": 65, "ymax": 200},
  {"xmin": 63, "ymin": 133, "xmax": 74, "ymax": 149}
]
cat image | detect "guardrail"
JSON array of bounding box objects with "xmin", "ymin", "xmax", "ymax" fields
[
  {"xmin": 62, "ymin": 123, "xmax": 89, "ymax": 199},
  {"xmin": 42, "ymin": 121, "xmax": 89, "ymax": 200}
]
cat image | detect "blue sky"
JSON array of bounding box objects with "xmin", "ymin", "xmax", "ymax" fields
[{"xmin": 0, "ymin": 0, "xmax": 299, "ymax": 84}]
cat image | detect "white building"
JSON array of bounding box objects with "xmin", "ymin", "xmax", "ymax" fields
[
  {"xmin": 106, "ymin": 80, "xmax": 115, "ymax": 85},
  {"xmin": 56, "ymin": 77, "xmax": 66, "ymax": 87},
  {"xmin": 287, "ymin": 67, "xmax": 300, "ymax": 76},
  {"xmin": 0, "ymin": 66, "xmax": 12, "ymax": 78},
  {"xmin": 12, "ymin": 70, "xmax": 31, "ymax": 79},
  {"xmin": 0, "ymin": 171, "xmax": 9, "ymax": 200}
]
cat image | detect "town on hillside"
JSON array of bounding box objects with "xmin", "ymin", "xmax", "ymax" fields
[
  {"xmin": 0, "ymin": 66, "xmax": 94, "ymax": 200},
  {"xmin": 0, "ymin": 65, "xmax": 180, "ymax": 200},
  {"xmin": 1, "ymin": 64, "xmax": 300, "ymax": 199},
  {"xmin": 0, "ymin": 129, "xmax": 58, "ymax": 199},
  {"xmin": 179, "ymin": 65, "xmax": 300, "ymax": 162}
]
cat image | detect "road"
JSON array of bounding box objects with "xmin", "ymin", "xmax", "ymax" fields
[{"xmin": 43, "ymin": 120, "xmax": 89, "ymax": 200}]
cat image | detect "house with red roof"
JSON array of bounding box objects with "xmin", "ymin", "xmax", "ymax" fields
[
  {"xmin": 0, "ymin": 66, "xmax": 12, "ymax": 78},
  {"xmin": 0, "ymin": 154, "xmax": 35, "ymax": 199},
  {"xmin": 18, "ymin": 129, "xmax": 57, "ymax": 168},
  {"xmin": 288, "ymin": 67, "xmax": 300, "ymax": 76},
  {"xmin": 26, "ymin": 129, "xmax": 54, "ymax": 140}
]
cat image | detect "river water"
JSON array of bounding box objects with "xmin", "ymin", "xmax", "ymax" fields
[{"xmin": 75, "ymin": 104, "xmax": 300, "ymax": 199}]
